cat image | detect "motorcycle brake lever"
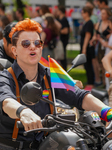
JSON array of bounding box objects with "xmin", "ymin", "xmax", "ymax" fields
[{"xmin": 23, "ymin": 126, "xmax": 59, "ymax": 136}]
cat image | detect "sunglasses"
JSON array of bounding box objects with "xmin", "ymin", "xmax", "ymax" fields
[{"xmin": 19, "ymin": 40, "xmax": 44, "ymax": 48}]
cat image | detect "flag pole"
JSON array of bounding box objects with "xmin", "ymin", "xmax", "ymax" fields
[
  {"xmin": 48, "ymin": 55, "xmax": 57, "ymax": 115},
  {"xmin": 52, "ymin": 87, "xmax": 57, "ymax": 115}
]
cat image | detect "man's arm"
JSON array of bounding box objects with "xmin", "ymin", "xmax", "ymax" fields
[
  {"xmin": 102, "ymin": 51, "xmax": 112, "ymax": 78},
  {"xmin": 3, "ymin": 98, "xmax": 42, "ymax": 131},
  {"xmin": 82, "ymin": 94, "xmax": 107, "ymax": 116},
  {"xmin": 60, "ymin": 27, "xmax": 69, "ymax": 34}
]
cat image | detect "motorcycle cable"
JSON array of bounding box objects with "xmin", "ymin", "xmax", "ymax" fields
[
  {"xmin": 53, "ymin": 119, "xmax": 97, "ymax": 149},
  {"xmin": 101, "ymin": 130, "xmax": 112, "ymax": 142},
  {"xmin": 50, "ymin": 114, "xmax": 101, "ymax": 137},
  {"xmin": 49, "ymin": 114, "xmax": 102, "ymax": 147}
]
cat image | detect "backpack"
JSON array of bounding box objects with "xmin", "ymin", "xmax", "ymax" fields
[
  {"xmin": 54, "ymin": 40, "xmax": 64, "ymax": 60},
  {"xmin": 48, "ymin": 37, "xmax": 57, "ymax": 50}
]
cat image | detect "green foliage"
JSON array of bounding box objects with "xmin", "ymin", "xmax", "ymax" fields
[
  {"xmin": 67, "ymin": 50, "xmax": 80, "ymax": 59},
  {"xmin": 12, "ymin": 0, "xmax": 30, "ymax": 18},
  {"xmin": 68, "ymin": 68, "xmax": 87, "ymax": 87},
  {"xmin": 67, "ymin": 50, "xmax": 87, "ymax": 86}
]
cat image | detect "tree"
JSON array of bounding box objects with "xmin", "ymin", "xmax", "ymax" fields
[
  {"xmin": 87, "ymin": 0, "xmax": 93, "ymax": 2},
  {"xmin": 16, "ymin": 0, "xmax": 25, "ymax": 9},
  {"xmin": 58, "ymin": 0, "xmax": 65, "ymax": 6}
]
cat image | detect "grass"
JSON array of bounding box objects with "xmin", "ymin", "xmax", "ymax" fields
[
  {"xmin": 67, "ymin": 50, "xmax": 87, "ymax": 87},
  {"xmin": 68, "ymin": 67, "xmax": 87, "ymax": 87},
  {"xmin": 67, "ymin": 50, "xmax": 80, "ymax": 59}
]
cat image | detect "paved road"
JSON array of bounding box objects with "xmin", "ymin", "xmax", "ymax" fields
[{"xmin": 67, "ymin": 43, "xmax": 80, "ymax": 51}]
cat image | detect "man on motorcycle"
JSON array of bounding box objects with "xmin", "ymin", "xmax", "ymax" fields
[
  {"xmin": 0, "ymin": 22, "xmax": 17, "ymax": 63},
  {"xmin": 0, "ymin": 18, "xmax": 111, "ymax": 150}
]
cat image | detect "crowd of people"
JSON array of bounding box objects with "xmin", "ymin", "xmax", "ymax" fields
[{"xmin": 79, "ymin": 0, "xmax": 112, "ymax": 91}]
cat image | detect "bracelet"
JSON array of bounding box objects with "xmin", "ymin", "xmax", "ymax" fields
[
  {"xmin": 101, "ymin": 107, "xmax": 112, "ymax": 122},
  {"xmin": 16, "ymin": 105, "xmax": 28, "ymax": 118}
]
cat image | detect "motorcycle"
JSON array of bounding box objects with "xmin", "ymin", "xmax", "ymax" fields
[
  {"xmin": 17, "ymin": 81, "xmax": 112, "ymax": 150},
  {"xmin": 1, "ymin": 56, "xmax": 112, "ymax": 149}
]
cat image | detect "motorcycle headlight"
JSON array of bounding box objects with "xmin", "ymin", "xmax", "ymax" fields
[{"xmin": 57, "ymin": 107, "xmax": 79, "ymax": 121}]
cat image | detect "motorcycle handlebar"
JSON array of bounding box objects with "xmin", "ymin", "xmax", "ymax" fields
[{"xmin": 17, "ymin": 117, "xmax": 56, "ymax": 128}]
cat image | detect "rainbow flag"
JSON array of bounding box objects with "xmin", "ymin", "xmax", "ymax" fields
[
  {"xmin": 49, "ymin": 57, "xmax": 76, "ymax": 92},
  {"xmin": 42, "ymin": 90, "xmax": 49, "ymax": 98},
  {"xmin": 39, "ymin": 57, "xmax": 49, "ymax": 67}
]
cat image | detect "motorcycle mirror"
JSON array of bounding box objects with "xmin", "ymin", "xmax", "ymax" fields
[
  {"xmin": 20, "ymin": 82, "xmax": 54, "ymax": 106},
  {"xmin": 0, "ymin": 58, "xmax": 12, "ymax": 70},
  {"xmin": 56, "ymin": 99, "xmax": 71, "ymax": 109},
  {"xmin": 20, "ymin": 82, "xmax": 42, "ymax": 105},
  {"xmin": 67, "ymin": 54, "xmax": 86, "ymax": 73}
]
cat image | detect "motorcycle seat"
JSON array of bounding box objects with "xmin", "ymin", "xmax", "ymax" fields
[{"xmin": 91, "ymin": 88, "xmax": 108, "ymax": 100}]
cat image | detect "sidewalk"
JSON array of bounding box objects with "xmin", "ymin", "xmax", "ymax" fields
[{"xmin": 66, "ymin": 43, "xmax": 80, "ymax": 51}]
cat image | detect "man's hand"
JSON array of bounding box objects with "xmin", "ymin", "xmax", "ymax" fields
[
  {"xmin": 74, "ymin": 80, "xmax": 83, "ymax": 89},
  {"xmin": 20, "ymin": 108, "xmax": 43, "ymax": 131}
]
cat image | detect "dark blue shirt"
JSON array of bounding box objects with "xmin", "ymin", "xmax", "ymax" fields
[{"xmin": 0, "ymin": 60, "xmax": 89, "ymax": 141}]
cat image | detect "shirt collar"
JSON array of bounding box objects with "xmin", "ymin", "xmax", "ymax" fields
[{"xmin": 12, "ymin": 60, "xmax": 48, "ymax": 80}]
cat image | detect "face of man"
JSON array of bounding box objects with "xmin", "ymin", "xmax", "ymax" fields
[
  {"xmin": 3, "ymin": 38, "xmax": 15, "ymax": 59},
  {"xmin": 56, "ymin": 8, "xmax": 61, "ymax": 17},
  {"xmin": 96, "ymin": 0, "xmax": 107, "ymax": 9},
  {"xmin": 11, "ymin": 31, "xmax": 43, "ymax": 67}
]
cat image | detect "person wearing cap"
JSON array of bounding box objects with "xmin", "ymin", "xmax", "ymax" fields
[
  {"xmin": 0, "ymin": 22, "xmax": 17, "ymax": 63},
  {"xmin": 0, "ymin": 18, "xmax": 111, "ymax": 150}
]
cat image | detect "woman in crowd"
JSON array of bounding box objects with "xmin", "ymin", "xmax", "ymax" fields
[
  {"xmin": 90, "ymin": 8, "xmax": 112, "ymax": 87},
  {"xmin": 80, "ymin": 6, "xmax": 95, "ymax": 87},
  {"xmin": 41, "ymin": 15, "xmax": 59, "ymax": 60}
]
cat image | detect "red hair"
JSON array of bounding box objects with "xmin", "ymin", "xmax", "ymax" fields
[{"xmin": 9, "ymin": 18, "xmax": 42, "ymax": 39}]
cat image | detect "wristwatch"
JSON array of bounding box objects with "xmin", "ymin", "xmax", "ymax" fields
[{"xmin": 16, "ymin": 105, "xmax": 28, "ymax": 118}]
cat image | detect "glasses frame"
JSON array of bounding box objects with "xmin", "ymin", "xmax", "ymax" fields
[{"xmin": 14, "ymin": 38, "xmax": 44, "ymax": 48}]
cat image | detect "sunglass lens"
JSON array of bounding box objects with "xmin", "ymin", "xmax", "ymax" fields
[
  {"xmin": 35, "ymin": 40, "xmax": 43, "ymax": 47},
  {"xmin": 22, "ymin": 40, "xmax": 30, "ymax": 48}
]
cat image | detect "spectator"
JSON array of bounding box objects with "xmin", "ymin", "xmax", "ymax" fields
[
  {"xmin": 0, "ymin": 15, "xmax": 10, "ymax": 40},
  {"xmin": 25, "ymin": 5, "xmax": 43, "ymax": 25},
  {"xmin": 16, "ymin": 8, "xmax": 24, "ymax": 21},
  {"xmin": 0, "ymin": 3, "xmax": 5, "ymax": 16},
  {"xmin": 92, "ymin": 0, "xmax": 109, "ymax": 22},
  {"xmin": 39, "ymin": 5, "xmax": 50, "ymax": 17},
  {"xmin": 5, "ymin": 9, "xmax": 15, "ymax": 23},
  {"xmin": 41, "ymin": 15, "xmax": 59, "ymax": 60},
  {"xmin": 96, "ymin": 0, "xmax": 109, "ymax": 10},
  {"xmin": 56, "ymin": 5, "xmax": 70, "ymax": 71},
  {"xmin": 0, "ymin": 15, "xmax": 10, "ymax": 30},
  {"xmin": 90, "ymin": 8, "xmax": 112, "ymax": 87},
  {"xmin": 80, "ymin": 6, "xmax": 95, "ymax": 87},
  {"xmin": 0, "ymin": 22, "xmax": 17, "ymax": 63},
  {"xmin": 86, "ymin": 1, "xmax": 102, "ymax": 87},
  {"xmin": 86, "ymin": 1, "xmax": 98, "ymax": 27}
]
